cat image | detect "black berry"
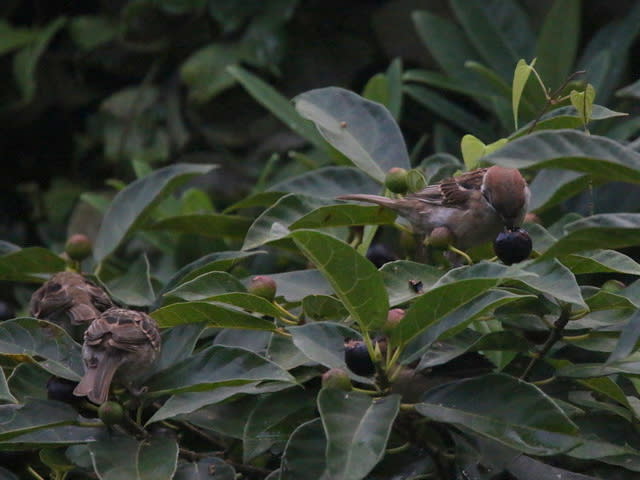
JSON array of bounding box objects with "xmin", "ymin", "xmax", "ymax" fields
[
  {"xmin": 344, "ymin": 339, "xmax": 375, "ymax": 376},
  {"xmin": 493, "ymin": 228, "xmax": 532, "ymax": 265},
  {"xmin": 47, "ymin": 376, "xmax": 79, "ymax": 404}
]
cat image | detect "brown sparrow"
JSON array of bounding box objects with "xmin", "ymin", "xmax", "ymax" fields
[
  {"xmin": 338, "ymin": 166, "xmax": 530, "ymax": 250},
  {"xmin": 30, "ymin": 271, "xmax": 113, "ymax": 335},
  {"xmin": 73, "ymin": 307, "xmax": 161, "ymax": 405}
]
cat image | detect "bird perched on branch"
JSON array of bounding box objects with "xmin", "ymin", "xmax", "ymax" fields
[
  {"xmin": 73, "ymin": 307, "xmax": 161, "ymax": 405},
  {"xmin": 30, "ymin": 271, "xmax": 113, "ymax": 337},
  {"xmin": 338, "ymin": 166, "xmax": 530, "ymax": 253}
]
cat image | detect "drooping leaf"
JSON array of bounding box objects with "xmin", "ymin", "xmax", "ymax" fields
[
  {"xmin": 318, "ymin": 389, "xmax": 400, "ymax": 480},
  {"xmin": 294, "ymin": 87, "xmax": 410, "ymax": 182},
  {"xmin": 147, "ymin": 213, "xmax": 252, "ymax": 239},
  {"xmin": 289, "ymin": 230, "xmax": 389, "ymax": 331},
  {"xmin": 164, "ymin": 271, "xmax": 246, "ymax": 301},
  {"xmin": 89, "ymin": 433, "xmax": 178, "ymax": 480},
  {"xmin": 0, "ymin": 399, "xmax": 79, "ymax": 441},
  {"xmin": 0, "ymin": 318, "xmax": 83, "ymax": 380},
  {"xmin": 105, "ymin": 254, "xmax": 155, "ymax": 307},
  {"xmin": 512, "ymin": 58, "xmax": 536, "ymax": 129},
  {"xmin": 145, "ymin": 345, "xmax": 295, "ymax": 396},
  {"xmin": 279, "ymin": 418, "xmax": 327, "ymax": 480},
  {"xmin": 416, "ymin": 373, "xmax": 580, "ymax": 455},
  {"xmin": 150, "ymin": 301, "xmax": 276, "ymax": 331},
  {"xmin": 94, "ymin": 163, "xmax": 216, "ymax": 261},
  {"xmin": 0, "ymin": 247, "xmax": 66, "ymax": 283},
  {"xmin": 570, "ymin": 84, "xmax": 596, "ymax": 128}
]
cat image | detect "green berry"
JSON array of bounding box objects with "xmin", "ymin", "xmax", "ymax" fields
[
  {"xmin": 248, "ymin": 275, "xmax": 277, "ymax": 302},
  {"xmin": 602, "ymin": 280, "xmax": 625, "ymax": 293},
  {"xmin": 382, "ymin": 308, "xmax": 405, "ymax": 333},
  {"xmin": 428, "ymin": 226, "xmax": 454, "ymax": 248},
  {"xmin": 322, "ymin": 368, "xmax": 352, "ymax": 391},
  {"xmin": 385, "ymin": 168, "xmax": 409, "ymax": 194},
  {"xmin": 65, "ymin": 234, "xmax": 92, "ymax": 262},
  {"xmin": 98, "ymin": 401, "xmax": 125, "ymax": 426}
]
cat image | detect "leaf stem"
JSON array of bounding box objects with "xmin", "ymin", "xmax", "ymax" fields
[
  {"xmin": 520, "ymin": 306, "xmax": 571, "ymax": 381},
  {"xmin": 27, "ymin": 467, "xmax": 46, "ymax": 480},
  {"xmin": 386, "ymin": 441, "xmax": 412, "ymax": 454}
]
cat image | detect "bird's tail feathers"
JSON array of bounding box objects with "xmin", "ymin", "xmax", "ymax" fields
[
  {"xmin": 337, "ymin": 194, "xmax": 400, "ymax": 210},
  {"xmin": 73, "ymin": 354, "xmax": 124, "ymax": 404},
  {"xmin": 68, "ymin": 303, "xmax": 100, "ymax": 325}
]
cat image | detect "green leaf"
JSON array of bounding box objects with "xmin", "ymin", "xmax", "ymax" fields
[
  {"xmin": 145, "ymin": 345, "xmax": 295, "ymax": 396},
  {"xmin": 608, "ymin": 310, "xmax": 640, "ymax": 364},
  {"xmin": 94, "ymin": 163, "xmax": 216, "ymax": 261},
  {"xmin": 319, "ymin": 390, "xmax": 400, "ymax": 480},
  {"xmin": 13, "ymin": 17, "xmax": 66, "ymax": 103},
  {"xmin": 181, "ymin": 44, "xmax": 244, "ymax": 103},
  {"xmin": 512, "ymin": 58, "xmax": 536, "ymax": 129},
  {"xmin": 558, "ymin": 352, "xmax": 640, "ymax": 378},
  {"xmin": 541, "ymin": 214, "xmax": 640, "ymax": 258},
  {"xmin": 301, "ymin": 295, "xmax": 347, "ymax": 322},
  {"xmin": 0, "ymin": 318, "xmax": 83, "ymax": 380},
  {"xmin": 174, "ymin": 457, "xmax": 235, "ymax": 480},
  {"xmin": 89, "ymin": 433, "xmax": 178, "ymax": 480},
  {"xmin": 7, "ymin": 363, "xmax": 49, "ymax": 403},
  {"xmin": 386, "ymin": 58, "xmax": 403, "ymax": 120},
  {"xmin": 69, "ymin": 15, "xmax": 117, "ymax": 51},
  {"xmin": 460, "ymin": 135, "xmax": 508, "ymax": 170},
  {"xmin": 484, "ymin": 130, "xmax": 640, "ymax": 184},
  {"xmin": 528, "ymin": 169, "xmax": 590, "ymax": 212},
  {"xmin": 147, "ymin": 214, "xmax": 252, "ymax": 239},
  {"xmin": 105, "ymin": 254, "xmax": 155, "ymax": 307},
  {"xmin": 151, "ymin": 302, "xmax": 276, "ymax": 331},
  {"xmin": 294, "ymin": 87, "xmax": 410, "ymax": 182},
  {"xmin": 150, "ymin": 324, "xmax": 206, "ymax": 375},
  {"xmin": 449, "ymin": 0, "xmax": 523, "ymax": 80},
  {"xmin": 0, "ymin": 368, "xmax": 16, "ymax": 404},
  {"xmin": 243, "ymin": 389, "xmax": 315, "ymax": 462},
  {"xmin": 264, "ymin": 269, "xmax": 333, "ymax": 302},
  {"xmin": 561, "ymin": 249, "xmax": 640, "ymax": 275},
  {"xmin": 535, "ymin": 0, "xmax": 580, "ymax": 93},
  {"xmin": 289, "ymin": 230, "xmax": 389, "ymax": 331},
  {"xmin": 362, "ymin": 74, "xmax": 390, "ymax": 109},
  {"xmin": 617, "ymin": 77, "xmax": 640, "ymax": 99},
  {"xmin": 279, "ymin": 418, "xmax": 327, "ymax": 480},
  {"xmin": 570, "ymin": 84, "xmax": 596, "ymax": 127},
  {"xmin": 379, "ymin": 260, "xmax": 442, "ymax": 307},
  {"xmin": 228, "ymin": 65, "xmax": 329, "ymax": 153},
  {"xmin": 290, "ymin": 204, "xmax": 396, "ymax": 230},
  {"xmin": 0, "ymin": 399, "xmax": 79, "ymax": 441},
  {"xmin": 0, "ymin": 20, "xmax": 39, "ymax": 55},
  {"xmin": 0, "ymin": 248, "xmax": 66, "ymax": 283},
  {"xmin": 164, "ymin": 271, "xmax": 246, "ymax": 301},
  {"xmin": 416, "ymin": 373, "xmax": 580, "ymax": 455}
]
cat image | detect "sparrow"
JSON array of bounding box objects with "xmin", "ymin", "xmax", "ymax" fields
[
  {"xmin": 73, "ymin": 307, "xmax": 161, "ymax": 405},
  {"xmin": 338, "ymin": 166, "xmax": 530, "ymax": 250},
  {"xmin": 29, "ymin": 271, "xmax": 113, "ymax": 336}
]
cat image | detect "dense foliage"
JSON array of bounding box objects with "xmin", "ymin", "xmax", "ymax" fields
[{"xmin": 2, "ymin": 1, "xmax": 640, "ymax": 479}]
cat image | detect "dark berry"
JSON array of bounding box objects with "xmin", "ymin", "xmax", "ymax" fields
[
  {"xmin": 493, "ymin": 228, "xmax": 532, "ymax": 265},
  {"xmin": 248, "ymin": 275, "xmax": 277, "ymax": 302},
  {"xmin": 0, "ymin": 301, "xmax": 15, "ymax": 321},
  {"xmin": 322, "ymin": 368, "xmax": 352, "ymax": 391},
  {"xmin": 47, "ymin": 376, "xmax": 79, "ymax": 404},
  {"xmin": 366, "ymin": 243, "xmax": 397, "ymax": 268},
  {"xmin": 384, "ymin": 167, "xmax": 409, "ymax": 194},
  {"xmin": 344, "ymin": 339, "xmax": 375, "ymax": 376},
  {"xmin": 98, "ymin": 401, "xmax": 125, "ymax": 426},
  {"xmin": 65, "ymin": 234, "xmax": 92, "ymax": 262}
]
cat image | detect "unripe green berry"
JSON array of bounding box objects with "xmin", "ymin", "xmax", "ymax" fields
[
  {"xmin": 248, "ymin": 275, "xmax": 277, "ymax": 302},
  {"xmin": 428, "ymin": 226, "xmax": 454, "ymax": 248},
  {"xmin": 385, "ymin": 167, "xmax": 409, "ymax": 194},
  {"xmin": 98, "ymin": 401, "xmax": 125, "ymax": 426},
  {"xmin": 65, "ymin": 234, "xmax": 92, "ymax": 262},
  {"xmin": 602, "ymin": 279, "xmax": 625, "ymax": 293},
  {"xmin": 322, "ymin": 368, "xmax": 352, "ymax": 391}
]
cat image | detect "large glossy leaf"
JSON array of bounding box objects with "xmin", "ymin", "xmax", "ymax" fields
[
  {"xmin": 0, "ymin": 399, "xmax": 78, "ymax": 441},
  {"xmin": 0, "ymin": 248, "xmax": 66, "ymax": 283},
  {"xmin": 562, "ymin": 249, "xmax": 640, "ymax": 275},
  {"xmin": 7, "ymin": 363, "xmax": 49, "ymax": 402},
  {"xmin": 535, "ymin": 0, "xmax": 580, "ymax": 92},
  {"xmin": 145, "ymin": 345, "xmax": 295, "ymax": 396},
  {"xmin": 290, "ymin": 204, "xmax": 396, "ymax": 230},
  {"xmin": 528, "ymin": 169, "xmax": 590, "ymax": 212},
  {"xmin": 0, "ymin": 318, "xmax": 83, "ymax": 380},
  {"xmin": 484, "ymin": 130, "xmax": 640, "ymax": 183},
  {"xmin": 149, "ymin": 323, "xmax": 206, "ymax": 375},
  {"xmin": 289, "ymin": 230, "xmax": 389, "ymax": 331},
  {"xmin": 147, "ymin": 213, "xmax": 252, "ymax": 238},
  {"xmin": 94, "ymin": 163, "xmax": 216, "ymax": 261},
  {"xmin": 279, "ymin": 418, "xmax": 327, "ymax": 480},
  {"xmin": 416, "ymin": 374, "xmax": 580, "ymax": 455},
  {"xmin": 150, "ymin": 301, "xmax": 276, "ymax": 331},
  {"xmin": 227, "ymin": 65, "xmax": 329, "ymax": 153},
  {"xmin": 541, "ymin": 214, "xmax": 640, "ymax": 258},
  {"xmin": 294, "ymin": 87, "xmax": 410, "ymax": 182},
  {"xmin": 105, "ymin": 254, "xmax": 155, "ymax": 307},
  {"xmin": 243, "ymin": 389, "xmax": 316, "ymax": 462},
  {"xmin": 0, "ymin": 368, "xmax": 16, "ymax": 404},
  {"xmin": 318, "ymin": 389, "xmax": 400, "ymax": 480},
  {"xmin": 164, "ymin": 271, "xmax": 246, "ymax": 301},
  {"xmin": 380, "ymin": 260, "xmax": 442, "ymax": 307},
  {"xmin": 449, "ymin": 0, "xmax": 525, "ymax": 80},
  {"xmin": 0, "ymin": 424, "xmax": 102, "ymax": 449},
  {"xmin": 89, "ymin": 433, "xmax": 178, "ymax": 480},
  {"xmin": 264, "ymin": 269, "xmax": 333, "ymax": 302}
]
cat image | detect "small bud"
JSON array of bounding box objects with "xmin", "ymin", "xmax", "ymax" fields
[
  {"xmin": 322, "ymin": 368, "xmax": 352, "ymax": 391},
  {"xmin": 248, "ymin": 275, "xmax": 277, "ymax": 302},
  {"xmin": 382, "ymin": 308, "xmax": 405, "ymax": 333},
  {"xmin": 493, "ymin": 228, "xmax": 532, "ymax": 265},
  {"xmin": 344, "ymin": 339, "xmax": 375, "ymax": 377},
  {"xmin": 428, "ymin": 226, "xmax": 454, "ymax": 248},
  {"xmin": 65, "ymin": 234, "xmax": 92, "ymax": 262},
  {"xmin": 98, "ymin": 401, "xmax": 125, "ymax": 426},
  {"xmin": 385, "ymin": 167, "xmax": 409, "ymax": 194}
]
